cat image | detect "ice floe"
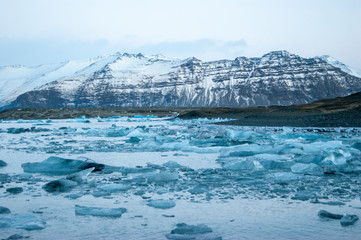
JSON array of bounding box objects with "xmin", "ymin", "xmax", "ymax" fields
[
  {"xmin": 147, "ymin": 199, "xmax": 176, "ymax": 209},
  {"xmin": 75, "ymin": 205, "xmax": 127, "ymax": 217},
  {"xmin": 0, "ymin": 215, "xmax": 46, "ymax": 230}
]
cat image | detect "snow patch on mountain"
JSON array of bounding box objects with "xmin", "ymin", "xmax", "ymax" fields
[{"xmin": 319, "ymin": 55, "xmax": 361, "ymax": 78}]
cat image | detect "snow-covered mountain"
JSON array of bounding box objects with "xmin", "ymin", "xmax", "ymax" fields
[{"xmin": 1, "ymin": 51, "xmax": 360, "ymax": 109}]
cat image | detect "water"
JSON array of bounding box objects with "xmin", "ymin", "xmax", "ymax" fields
[{"xmin": 0, "ymin": 117, "xmax": 360, "ymax": 239}]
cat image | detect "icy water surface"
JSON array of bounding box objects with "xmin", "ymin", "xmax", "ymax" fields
[{"xmin": 0, "ymin": 116, "xmax": 361, "ymax": 239}]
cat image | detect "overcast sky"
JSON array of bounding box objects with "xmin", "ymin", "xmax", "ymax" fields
[{"xmin": 0, "ymin": 0, "xmax": 360, "ymax": 70}]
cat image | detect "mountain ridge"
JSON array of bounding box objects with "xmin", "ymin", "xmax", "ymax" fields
[{"xmin": 1, "ymin": 50, "xmax": 360, "ymax": 110}]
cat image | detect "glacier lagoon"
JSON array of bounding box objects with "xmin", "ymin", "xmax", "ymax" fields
[{"xmin": 0, "ymin": 116, "xmax": 361, "ymax": 239}]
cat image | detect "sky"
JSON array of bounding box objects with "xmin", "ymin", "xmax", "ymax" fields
[{"xmin": 0, "ymin": 0, "xmax": 360, "ymax": 70}]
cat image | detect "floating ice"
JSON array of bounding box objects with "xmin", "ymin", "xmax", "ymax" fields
[
  {"xmin": 291, "ymin": 163, "xmax": 319, "ymax": 173},
  {"xmin": 318, "ymin": 210, "xmax": 343, "ymax": 219},
  {"xmin": 341, "ymin": 214, "xmax": 359, "ymax": 226},
  {"xmin": 22, "ymin": 156, "xmax": 117, "ymax": 175},
  {"xmin": 7, "ymin": 127, "xmax": 51, "ymax": 134},
  {"xmin": 0, "ymin": 160, "xmax": 7, "ymax": 167},
  {"xmin": 188, "ymin": 187, "xmax": 208, "ymax": 195},
  {"xmin": 222, "ymin": 159, "xmax": 264, "ymax": 172},
  {"xmin": 322, "ymin": 152, "xmax": 348, "ymax": 166},
  {"xmin": 273, "ymin": 172, "xmax": 300, "ymax": 183},
  {"xmin": 0, "ymin": 206, "xmax": 10, "ymax": 214},
  {"xmin": 163, "ymin": 161, "xmax": 184, "ymax": 169},
  {"xmin": 4, "ymin": 233, "xmax": 27, "ymax": 239},
  {"xmin": 143, "ymin": 171, "xmax": 179, "ymax": 183},
  {"xmin": 42, "ymin": 179, "xmax": 78, "ymax": 193},
  {"xmin": 292, "ymin": 190, "xmax": 317, "ymax": 201},
  {"xmin": 147, "ymin": 199, "xmax": 176, "ymax": 209},
  {"xmin": 97, "ymin": 184, "xmax": 132, "ymax": 193},
  {"xmin": 170, "ymin": 223, "xmax": 213, "ymax": 235},
  {"xmin": 75, "ymin": 205, "xmax": 127, "ymax": 217},
  {"xmin": 6, "ymin": 187, "xmax": 23, "ymax": 194},
  {"xmin": 66, "ymin": 167, "xmax": 94, "ymax": 183},
  {"xmin": 0, "ymin": 215, "xmax": 46, "ymax": 230},
  {"xmin": 166, "ymin": 223, "xmax": 222, "ymax": 240}
]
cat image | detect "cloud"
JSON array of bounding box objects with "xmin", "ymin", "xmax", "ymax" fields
[{"xmin": 133, "ymin": 39, "xmax": 247, "ymax": 61}]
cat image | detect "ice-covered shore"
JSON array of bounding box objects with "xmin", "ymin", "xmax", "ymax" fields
[{"xmin": 0, "ymin": 116, "xmax": 360, "ymax": 239}]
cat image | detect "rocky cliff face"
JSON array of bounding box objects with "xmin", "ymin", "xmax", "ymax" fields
[{"xmin": 3, "ymin": 50, "xmax": 361, "ymax": 109}]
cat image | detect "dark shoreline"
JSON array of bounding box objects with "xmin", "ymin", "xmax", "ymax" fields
[
  {"xmin": 0, "ymin": 92, "xmax": 360, "ymax": 127},
  {"xmin": 0, "ymin": 105, "xmax": 359, "ymax": 127}
]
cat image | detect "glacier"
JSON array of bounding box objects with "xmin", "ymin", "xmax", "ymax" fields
[{"xmin": 0, "ymin": 116, "xmax": 360, "ymax": 239}]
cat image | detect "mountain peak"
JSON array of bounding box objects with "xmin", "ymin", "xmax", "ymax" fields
[{"xmin": 261, "ymin": 50, "xmax": 295, "ymax": 58}]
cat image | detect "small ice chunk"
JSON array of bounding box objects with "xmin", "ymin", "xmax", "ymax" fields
[
  {"xmin": 66, "ymin": 167, "xmax": 94, "ymax": 183},
  {"xmin": 188, "ymin": 187, "xmax": 208, "ymax": 195},
  {"xmin": 291, "ymin": 163, "xmax": 319, "ymax": 173},
  {"xmin": 42, "ymin": 179, "xmax": 78, "ymax": 193},
  {"xmin": 134, "ymin": 189, "xmax": 146, "ymax": 196},
  {"xmin": 147, "ymin": 199, "xmax": 176, "ymax": 209},
  {"xmin": 340, "ymin": 214, "xmax": 359, "ymax": 226},
  {"xmin": 292, "ymin": 191, "xmax": 317, "ymax": 201},
  {"xmin": 0, "ymin": 160, "xmax": 7, "ymax": 167},
  {"xmin": 223, "ymin": 159, "xmax": 263, "ymax": 172},
  {"xmin": 97, "ymin": 184, "xmax": 132, "ymax": 193},
  {"xmin": 126, "ymin": 137, "xmax": 141, "ymax": 143},
  {"xmin": 273, "ymin": 172, "xmax": 300, "ymax": 183},
  {"xmin": 322, "ymin": 201, "xmax": 345, "ymax": 206},
  {"xmin": 65, "ymin": 193, "xmax": 84, "ymax": 199},
  {"xmin": 318, "ymin": 210, "xmax": 343, "ymax": 219},
  {"xmin": 171, "ymin": 223, "xmax": 212, "ymax": 235},
  {"xmin": 6, "ymin": 187, "xmax": 23, "ymax": 194},
  {"xmin": 0, "ymin": 215, "xmax": 46, "ymax": 230},
  {"xmin": 75, "ymin": 205, "xmax": 127, "ymax": 217},
  {"xmin": 92, "ymin": 190, "xmax": 111, "ymax": 198},
  {"xmin": 166, "ymin": 223, "xmax": 222, "ymax": 239},
  {"xmin": 0, "ymin": 206, "xmax": 10, "ymax": 214},
  {"xmin": 147, "ymin": 171, "xmax": 179, "ymax": 183},
  {"xmin": 4, "ymin": 234, "xmax": 26, "ymax": 239},
  {"xmin": 322, "ymin": 153, "xmax": 347, "ymax": 166},
  {"xmin": 163, "ymin": 161, "xmax": 184, "ymax": 169}
]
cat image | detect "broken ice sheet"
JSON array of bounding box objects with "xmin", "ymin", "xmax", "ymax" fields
[{"xmin": 0, "ymin": 215, "xmax": 46, "ymax": 230}]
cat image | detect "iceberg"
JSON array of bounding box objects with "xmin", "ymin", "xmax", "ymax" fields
[
  {"xmin": 22, "ymin": 156, "xmax": 118, "ymax": 175},
  {"xmin": 75, "ymin": 205, "xmax": 127, "ymax": 217}
]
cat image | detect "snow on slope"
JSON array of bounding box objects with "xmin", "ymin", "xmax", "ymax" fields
[
  {"xmin": 319, "ymin": 55, "xmax": 361, "ymax": 78},
  {"xmin": 0, "ymin": 53, "xmax": 155, "ymax": 106}
]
